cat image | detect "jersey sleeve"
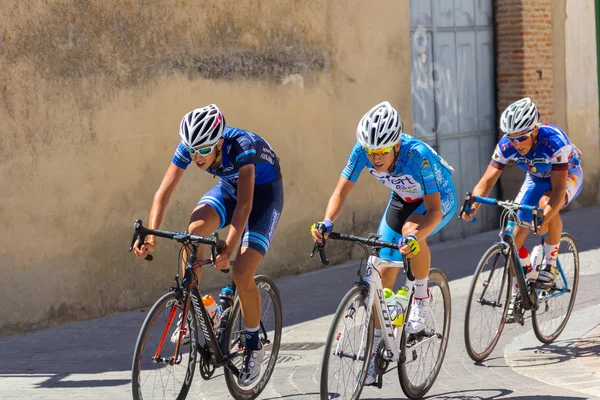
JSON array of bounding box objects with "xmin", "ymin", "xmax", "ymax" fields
[
  {"xmin": 231, "ymin": 134, "xmax": 257, "ymax": 168},
  {"xmin": 416, "ymin": 151, "xmax": 441, "ymax": 195},
  {"xmin": 550, "ymin": 144, "xmax": 572, "ymax": 171},
  {"xmin": 490, "ymin": 137, "xmax": 514, "ymax": 170},
  {"xmin": 341, "ymin": 141, "xmax": 369, "ymax": 182},
  {"xmin": 172, "ymin": 142, "xmax": 192, "ymax": 169}
]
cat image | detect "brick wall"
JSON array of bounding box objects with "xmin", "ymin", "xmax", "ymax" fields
[
  {"xmin": 495, "ymin": 0, "xmax": 554, "ymax": 199},
  {"xmin": 495, "ymin": 0, "xmax": 554, "ymax": 127}
]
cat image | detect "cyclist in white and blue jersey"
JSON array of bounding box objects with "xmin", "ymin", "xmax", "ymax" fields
[
  {"xmin": 462, "ymin": 97, "xmax": 583, "ymax": 296},
  {"xmin": 311, "ymin": 101, "xmax": 457, "ymax": 386},
  {"xmin": 132, "ymin": 104, "xmax": 283, "ymax": 386}
]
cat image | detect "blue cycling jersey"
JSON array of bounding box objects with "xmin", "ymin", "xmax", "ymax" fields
[
  {"xmin": 342, "ymin": 134, "xmax": 455, "ymax": 205},
  {"xmin": 172, "ymin": 127, "xmax": 282, "ymax": 186},
  {"xmin": 491, "ymin": 124, "xmax": 581, "ymax": 178}
]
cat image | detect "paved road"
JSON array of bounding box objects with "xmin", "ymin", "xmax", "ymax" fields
[{"xmin": 1, "ymin": 207, "xmax": 599, "ymax": 399}]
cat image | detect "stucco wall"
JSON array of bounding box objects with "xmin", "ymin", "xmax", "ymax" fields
[
  {"xmin": 564, "ymin": 0, "xmax": 600, "ymax": 207},
  {"xmin": 0, "ymin": 0, "xmax": 412, "ymax": 335}
]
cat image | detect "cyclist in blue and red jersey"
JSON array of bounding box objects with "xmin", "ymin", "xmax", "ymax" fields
[
  {"xmin": 462, "ymin": 97, "xmax": 583, "ymax": 301},
  {"xmin": 311, "ymin": 101, "xmax": 457, "ymax": 385},
  {"xmin": 132, "ymin": 104, "xmax": 283, "ymax": 386}
]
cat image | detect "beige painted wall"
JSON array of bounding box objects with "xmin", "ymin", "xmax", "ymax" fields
[
  {"xmin": 554, "ymin": 0, "xmax": 600, "ymax": 208},
  {"xmin": 0, "ymin": 0, "xmax": 412, "ymax": 335},
  {"xmin": 565, "ymin": 0, "xmax": 600, "ymax": 207}
]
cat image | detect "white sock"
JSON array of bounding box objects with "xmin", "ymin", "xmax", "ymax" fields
[
  {"xmin": 544, "ymin": 242, "xmax": 560, "ymax": 267},
  {"xmin": 511, "ymin": 277, "xmax": 518, "ymax": 295},
  {"xmin": 414, "ymin": 278, "xmax": 428, "ymax": 299}
]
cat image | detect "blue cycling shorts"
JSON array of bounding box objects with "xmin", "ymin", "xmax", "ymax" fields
[
  {"xmin": 377, "ymin": 188, "xmax": 457, "ymax": 261},
  {"xmin": 515, "ymin": 166, "xmax": 583, "ymax": 222},
  {"xmin": 196, "ymin": 179, "xmax": 284, "ymax": 256}
]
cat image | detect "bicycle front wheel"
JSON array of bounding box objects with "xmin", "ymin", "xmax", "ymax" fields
[
  {"xmin": 399, "ymin": 268, "xmax": 451, "ymax": 399},
  {"xmin": 320, "ymin": 284, "xmax": 373, "ymax": 400},
  {"xmin": 223, "ymin": 275, "xmax": 283, "ymax": 400},
  {"xmin": 464, "ymin": 244, "xmax": 511, "ymax": 362},
  {"xmin": 132, "ymin": 291, "xmax": 198, "ymax": 400},
  {"xmin": 532, "ymin": 232, "xmax": 579, "ymax": 344}
]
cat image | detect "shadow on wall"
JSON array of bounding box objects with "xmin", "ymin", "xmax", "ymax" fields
[{"xmin": 5, "ymin": 1, "xmax": 329, "ymax": 91}]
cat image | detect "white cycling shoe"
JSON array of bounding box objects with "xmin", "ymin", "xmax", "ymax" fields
[{"xmin": 406, "ymin": 292, "xmax": 430, "ymax": 334}]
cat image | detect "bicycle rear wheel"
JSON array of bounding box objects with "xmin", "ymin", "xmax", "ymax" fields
[
  {"xmin": 532, "ymin": 232, "xmax": 579, "ymax": 344},
  {"xmin": 464, "ymin": 244, "xmax": 511, "ymax": 362},
  {"xmin": 320, "ymin": 284, "xmax": 373, "ymax": 400},
  {"xmin": 223, "ymin": 275, "xmax": 283, "ymax": 400},
  {"xmin": 398, "ymin": 268, "xmax": 451, "ymax": 399},
  {"xmin": 132, "ymin": 291, "xmax": 198, "ymax": 400}
]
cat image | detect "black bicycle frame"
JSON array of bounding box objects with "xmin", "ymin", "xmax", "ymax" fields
[{"xmin": 503, "ymin": 231, "xmax": 535, "ymax": 310}]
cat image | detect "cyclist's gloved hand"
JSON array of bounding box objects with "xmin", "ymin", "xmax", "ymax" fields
[
  {"xmin": 399, "ymin": 233, "xmax": 420, "ymax": 257},
  {"xmin": 311, "ymin": 219, "xmax": 333, "ymax": 243}
]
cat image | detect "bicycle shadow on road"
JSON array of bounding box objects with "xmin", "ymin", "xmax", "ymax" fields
[
  {"xmin": 422, "ymin": 388, "xmax": 588, "ymax": 400},
  {"xmin": 507, "ymin": 334, "xmax": 600, "ymax": 368},
  {"xmin": 364, "ymin": 388, "xmax": 590, "ymax": 400}
]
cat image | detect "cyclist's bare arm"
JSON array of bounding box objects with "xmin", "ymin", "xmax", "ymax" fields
[
  {"xmin": 313, "ymin": 176, "xmax": 356, "ymax": 242},
  {"xmin": 462, "ymin": 165, "xmax": 503, "ymax": 221},
  {"xmin": 222, "ymin": 164, "xmax": 255, "ymax": 260},
  {"xmin": 133, "ymin": 163, "xmax": 185, "ymax": 258},
  {"xmin": 407, "ymin": 192, "xmax": 443, "ymax": 241}
]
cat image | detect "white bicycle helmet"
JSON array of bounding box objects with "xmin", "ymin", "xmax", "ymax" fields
[
  {"xmin": 179, "ymin": 104, "xmax": 226, "ymax": 148},
  {"xmin": 356, "ymin": 101, "xmax": 402, "ymax": 150},
  {"xmin": 499, "ymin": 97, "xmax": 540, "ymax": 134}
]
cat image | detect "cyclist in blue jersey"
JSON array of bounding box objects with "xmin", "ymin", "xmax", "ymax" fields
[
  {"xmin": 462, "ymin": 97, "xmax": 583, "ymax": 317},
  {"xmin": 132, "ymin": 104, "xmax": 283, "ymax": 386},
  {"xmin": 310, "ymin": 101, "xmax": 457, "ymax": 386}
]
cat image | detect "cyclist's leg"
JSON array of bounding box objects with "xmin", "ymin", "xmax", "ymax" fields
[
  {"xmin": 234, "ymin": 180, "xmax": 283, "ymax": 385},
  {"xmin": 402, "ymin": 187, "xmax": 456, "ymax": 333},
  {"xmin": 537, "ymin": 167, "xmax": 583, "ymax": 284},
  {"xmin": 374, "ymin": 192, "xmax": 422, "ymax": 327},
  {"xmin": 234, "ymin": 180, "xmax": 283, "ymax": 329},
  {"xmin": 513, "ymin": 173, "xmax": 550, "ymax": 249},
  {"xmin": 186, "ymin": 180, "xmax": 236, "ymax": 277}
]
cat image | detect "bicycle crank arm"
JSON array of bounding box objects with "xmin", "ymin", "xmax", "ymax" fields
[
  {"xmin": 403, "ymin": 332, "xmax": 442, "ymax": 362},
  {"xmin": 225, "ymin": 362, "xmax": 240, "ymax": 376},
  {"xmin": 153, "ymin": 355, "xmax": 182, "ymax": 365},
  {"xmin": 478, "ymin": 298, "xmax": 504, "ymax": 308},
  {"xmin": 333, "ymin": 351, "xmax": 366, "ymax": 361}
]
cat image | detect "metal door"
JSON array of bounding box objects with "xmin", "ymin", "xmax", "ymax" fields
[{"xmin": 410, "ymin": 0, "xmax": 498, "ymax": 240}]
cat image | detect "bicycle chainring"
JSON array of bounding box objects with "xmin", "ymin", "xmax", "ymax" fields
[
  {"xmin": 199, "ymin": 344, "xmax": 215, "ymax": 380},
  {"xmin": 374, "ymin": 340, "xmax": 390, "ymax": 375}
]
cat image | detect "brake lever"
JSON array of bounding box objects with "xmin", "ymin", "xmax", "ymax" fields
[
  {"xmin": 458, "ymin": 193, "xmax": 477, "ymax": 224},
  {"xmin": 211, "ymin": 232, "xmax": 229, "ymax": 273},
  {"xmin": 129, "ymin": 220, "xmax": 153, "ymax": 261},
  {"xmin": 399, "ymin": 237, "xmax": 414, "ymax": 281}
]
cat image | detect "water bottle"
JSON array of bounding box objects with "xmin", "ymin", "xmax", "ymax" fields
[
  {"xmin": 518, "ymin": 246, "xmax": 532, "ymax": 276},
  {"xmin": 384, "ymin": 288, "xmax": 405, "ymax": 327},
  {"xmin": 529, "ymin": 245, "xmax": 543, "ymax": 280},
  {"xmin": 395, "ymin": 287, "xmax": 410, "ymax": 326},
  {"xmin": 202, "ymin": 294, "xmax": 221, "ymax": 329},
  {"xmin": 218, "ymin": 284, "xmax": 234, "ymax": 315}
]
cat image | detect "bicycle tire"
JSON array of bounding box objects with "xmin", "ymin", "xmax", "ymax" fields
[
  {"xmin": 223, "ymin": 275, "xmax": 283, "ymax": 400},
  {"xmin": 320, "ymin": 284, "xmax": 373, "ymax": 400},
  {"xmin": 532, "ymin": 232, "xmax": 579, "ymax": 344},
  {"xmin": 132, "ymin": 291, "xmax": 198, "ymax": 400},
  {"xmin": 398, "ymin": 268, "xmax": 451, "ymax": 399},
  {"xmin": 464, "ymin": 244, "xmax": 511, "ymax": 362}
]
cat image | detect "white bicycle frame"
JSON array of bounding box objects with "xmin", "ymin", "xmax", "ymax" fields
[{"xmin": 358, "ymin": 255, "xmax": 442, "ymax": 364}]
